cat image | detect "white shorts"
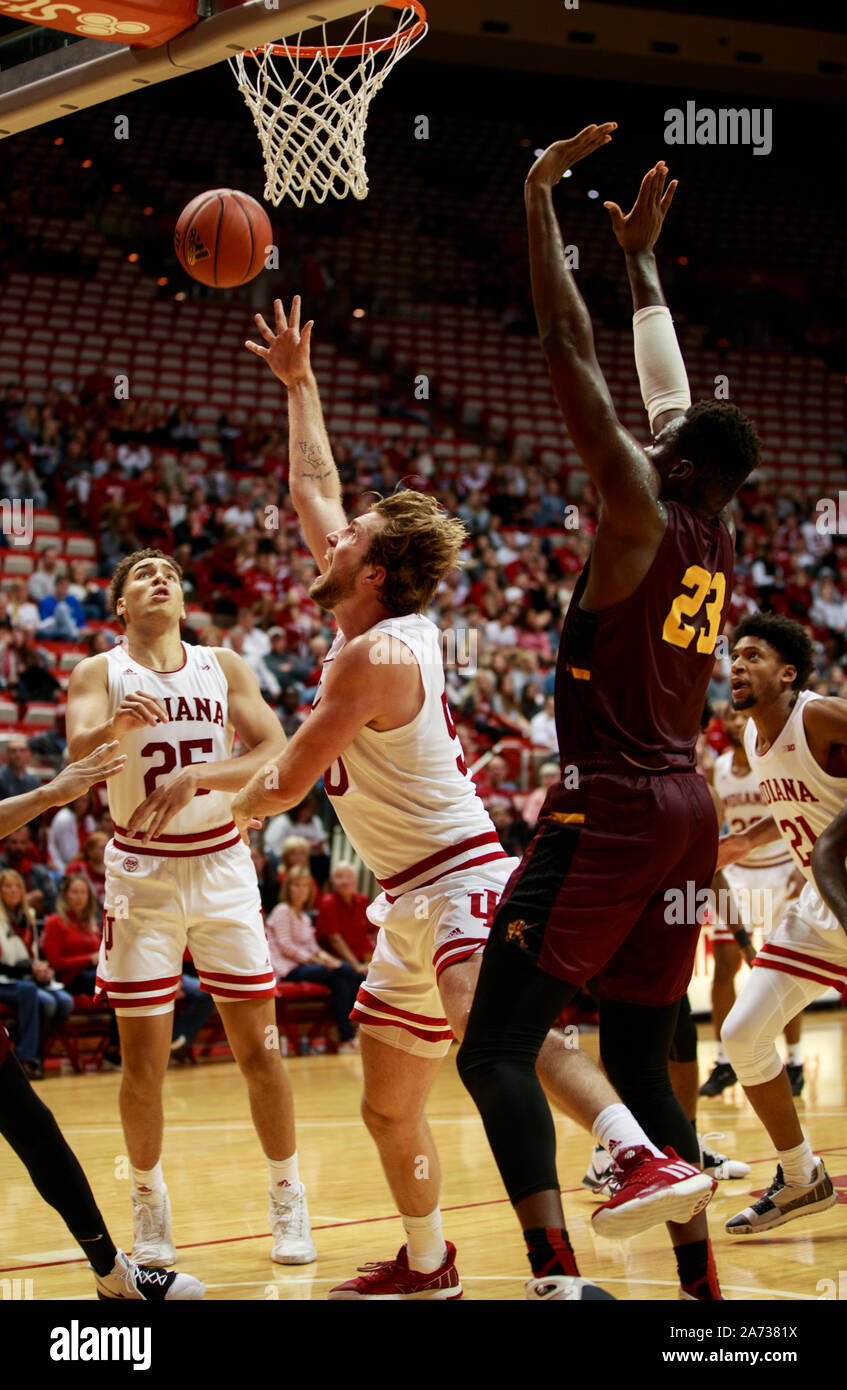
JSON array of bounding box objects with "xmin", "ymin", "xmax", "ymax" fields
[
  {"xmin": 752, "ymin": 878, "xmax": 847, "ymax": 994},
  {"xmin": 96, "ymin": 838, "xmax": 275, "ymax": 1017},
  {"xmin": 352, "ymin": 859, "xmax": 519, "ymax": 1059},
  {"xmin": 711, "ymin": 860, "xmax": 797, "ymax": 946}
]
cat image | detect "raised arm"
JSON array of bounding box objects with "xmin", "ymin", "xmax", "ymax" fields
[
  {"xmin": 245, "ymin": 297, "xmax": 346, "ymax": 572},
  {"xmin": 604, "ymin": 161, "xmax": 690, "ymax": 437},
  {"xmin": 525, "ymin": 127, "xmax": 662, "ymax": 539}
]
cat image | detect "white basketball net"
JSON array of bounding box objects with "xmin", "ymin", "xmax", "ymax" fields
[{"xmin": 229, "ymin": 5, "xmax": 428, "ymax": 209}]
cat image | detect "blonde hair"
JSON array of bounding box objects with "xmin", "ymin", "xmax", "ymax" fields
[
  {"xmin": 0, "ymin": 869, "xmax": 36, "ymax": 931},
  {"xmin": 365, "ymin": 490, "xmax": 467, "ymax": 615},
  {"xmin": 278, "ymin": 865, "xmax": 316, "ymax": 910},
  {"xmin": 56, "ymin": 874, "xmax": 99, "ymax": 930},
  {"xmin": 280, "ymin": 835, "xmax": 310, "ymax": 869}
]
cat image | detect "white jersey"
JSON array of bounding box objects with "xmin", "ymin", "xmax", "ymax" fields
[
  {"xmin": 105, "ymin": 642, "xmax": 239, "ymax": 856},
  {"xmin": 713, "ymin": 748, "xmax": 792, "ymax": 870},
  {"xmin": 744, "ymin": 690, "xmax": 847, "ymax": 883},
  {"xmin": 315, "ymin": 614, "xmax": 508, "ymax": 896}
]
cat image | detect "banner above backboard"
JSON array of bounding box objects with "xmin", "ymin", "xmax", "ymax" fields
[{"xmin": 0, "ymin": 1, "xmax": 201, "ymax": 47}]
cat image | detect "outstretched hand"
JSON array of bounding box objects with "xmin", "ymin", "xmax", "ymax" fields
[
  {"xmin": 525, "ymin": 123, "xmax": 617, "ymax": 191},
  {"xmin": 245, "ymin": 296, "xmax": 314, "ymax": 387},
  {"xmin": 604, "ymin": 161, "xmax": 678, "ymax": 255}
]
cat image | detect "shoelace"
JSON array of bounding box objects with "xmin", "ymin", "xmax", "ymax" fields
[
  {"xmin": 271, "ymin": 1192, "xmax": 308, "ymax": 1237},
  {"xmin": 356, "ymin": 1258, "xmax": 401, "ymax": 1275},
  {"xmin": 700, "ymin": 1131, "xmax": 729, "ymax": 1162},
  {"xmin": 133, "ymin": 1266, "xmax": 170, "ymax": 1290}
]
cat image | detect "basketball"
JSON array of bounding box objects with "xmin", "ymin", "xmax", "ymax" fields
[{"xmin": 174, "ymin": 188, "xmax": 272, "ymax": 288}]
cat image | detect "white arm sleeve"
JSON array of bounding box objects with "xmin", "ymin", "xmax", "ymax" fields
[{"xmin": 632, "ymin": 304, "xmax": 691, "ymax": 432}]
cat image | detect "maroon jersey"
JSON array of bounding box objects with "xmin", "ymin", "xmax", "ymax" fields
[{"xmin": 556, "ymin": 501, "xmax": 733, "ymax": 769}]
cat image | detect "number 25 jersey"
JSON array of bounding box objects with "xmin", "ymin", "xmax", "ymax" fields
[{"xmin": 104, "ymin": 642, "xmax": 237, "ymax": 854}]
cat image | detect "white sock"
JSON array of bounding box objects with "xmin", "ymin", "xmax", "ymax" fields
[
  {"xmin": 715, "ymin": 1044, "xmax": 730, "ymax": 1065},
  {"xmin": 132, "ymin": 1161, "xmax": 164, "ymax": 1201},
  {"xmin": 268, "ymin": 1152, "xmax": 300, "ymax": 1198},
  {"xmin": 777, "ymin": 1138, "xmax": 816, "ymax": 1187},
  {"xmin": 402, "ymin": 1207, "xmax": 447, "ymax": 1273},
  {"xmin": 592, "ymin": 1103, "xmax": 663, "ymax": 1159},
  {"xmin": 785, "ymin": 1043, "xmax": 803, "ymax": 1066}
]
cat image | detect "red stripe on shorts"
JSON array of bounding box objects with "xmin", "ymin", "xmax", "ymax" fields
[
  {"xmin": 200, "ymin": 983, "xmax": 277, "ymax": 999},
  {"xmin": 196, "ymin": 969, "xmax": 275, "ymax": 985},
  {"xmin": 114, "ymin": 822, "xmax": 236, "ymax": 843},
  {"xmin": 112, "ymin": 832, "xmax": 242, "ymax": 858},
  {"xmin": 384, "ymin": 850, "xmax": 509, "ymax": 904},
  {"xmin": 379, "ymin": 832, "xmax": 502, "ymax": 891},
  {"xmin": 350, "ymin": 1010, "xmax": 454, "ymax": 1044},
  {"xmin": 95, "ymin": 975, "xmax": 181, "ymax": 992},
  {"xmin": 434, "ymin": 943, "xmax": 485, "ymax": 981},
  {"xmin": 752, "ymin": 958, "xmax": 845, "ymax": 991},
  {"xmin": 355, "ymin": 986, "xmax": 448, "ymax": 1027},
  {"xmin": 757, "ymin": 942, "xmax": 847, "ymax": 978}
]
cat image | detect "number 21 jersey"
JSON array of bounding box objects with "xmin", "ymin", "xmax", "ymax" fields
[
  {"xmin": 744, "ymin": 690, "xmax": 847, "ymax": 883},
  {"xmin": 104, "ymin": 642, "xmax": 237, "ymax": 853}
]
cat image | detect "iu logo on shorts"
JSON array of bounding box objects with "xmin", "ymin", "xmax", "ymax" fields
[{"xmin": 123, "ymin": 856, "xmax": 139, "ymax": 872}]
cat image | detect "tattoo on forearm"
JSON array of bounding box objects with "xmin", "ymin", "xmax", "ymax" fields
[{"xmin": 298, "ymin": 440, "xmax": 333, "ymax": 480}]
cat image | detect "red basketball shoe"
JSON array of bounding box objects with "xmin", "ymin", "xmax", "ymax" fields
[
  {"xmin": 591, "ymin": 1146, "xmax": 716, "ymax": 1239},
  {"xmin": 328, "ymin": 1241, "xmax": 463, "ymax": 1300}
]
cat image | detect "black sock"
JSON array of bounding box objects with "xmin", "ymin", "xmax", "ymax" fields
[
  {"xmin": 524, "ymin": 1226, "xmax": 579, "ymax": 1278},
  {"xmin": 0, "ymin": 1051, "xmax": 118, "ymax": 1276}
]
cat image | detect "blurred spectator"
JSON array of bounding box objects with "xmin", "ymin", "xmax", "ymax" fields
[
  {"xmin": 38, "ymin": 576, "xmax": 86, "ymax": 639},
  {"xmin": 265, "ymin": 866, "xmax": 362, "ymax": 1052},
  {"xmin": 266, "ymin": 794, "xmax": 329, "ymax": 885},
  {"xmin": 42, "ymin": 874, "xmax": 101, "ymax": 990},
  {"xmin": 15, "ymin": 646, "xmax": 62, "ymax": 707},
  {"xmin": 27, "ymin": 546, "xmax": 63, "ymax": 603},
  {"xmin": 518, "ymin": 761, "xmax": 561, "ymax": 829},
  {"xmin": 315, "ymin": 862, "xmax": 375, "ymax": 971},
  {"xmin": 474, "ymin": 754, "xmax": 517, "ymax": 817},
  {"xmin": 529, "ymin": 694, "xmax": 558, "ymax": 750},
  {"xmin": 47, "ymin": 793, "xmax": 97, "ymax": 875},
  {"xmin": 0, "ymin": 867, "xmax": 72, "ymax": 1080},
  {"xmin": 251, "ymin": 843, "xmax": 281, "ymax": 916},
  {"xmin": 0, "ymin": 826, "xmax": 57, "ymax": 917},
  {"xmin": 0, "ymin": 737, "xmax": 39, "ymax": 803},
  {"xmin": 65, "ymin": 832, "xmax": 108, "ymax": 907}
]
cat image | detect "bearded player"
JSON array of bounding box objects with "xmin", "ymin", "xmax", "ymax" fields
[
  {"xmin": 700, "ymin": 703, "xmax": 805, "ymax": 1098},
  {"xmin": 718, "ymin": 612, "xmax": 844, "ymax": 1234},
  {"xmin": 227, "ymin": 286, "xmax": 717, "ymax": 1302},
  {"xmin": 457, "ymin": 126, "xmax": 761, "ymax": 1301},
  {"xmin": 67, "ymin": 551, "xmax": 317, "ymax": 1268}
]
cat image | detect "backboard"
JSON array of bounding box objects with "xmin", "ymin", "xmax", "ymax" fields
[{"xmin": 0, "ymin": 1, "xmax": 367, "ymax": 138}]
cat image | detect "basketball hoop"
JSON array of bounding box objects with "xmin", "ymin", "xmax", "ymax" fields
[{"xmin": 229, "ymin": 2, "xmax": 427, "ymax": 209}]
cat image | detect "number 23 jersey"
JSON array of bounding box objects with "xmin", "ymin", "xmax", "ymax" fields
[
  {"xmin": 557, "ymin": 500, "xmax": 733, "ymax": 769},
  {"xmin": 104, "ymin": 642, "xmax": 236, "ymax": 851}
]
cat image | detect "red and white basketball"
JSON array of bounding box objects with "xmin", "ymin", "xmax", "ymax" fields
[{"xmin": 174, "ymin": 188, "xmax": 272, "ymax": 288}]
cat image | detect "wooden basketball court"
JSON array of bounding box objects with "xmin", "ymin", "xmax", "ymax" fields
[{"xmin": 3, "ymin": 1013, "xmax": 846, "ymax": 1301}]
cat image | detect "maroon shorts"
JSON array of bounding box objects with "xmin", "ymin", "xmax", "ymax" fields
[{"xmin": 492, "ymin": 766, "xmax": 718, "ymax": 1007}]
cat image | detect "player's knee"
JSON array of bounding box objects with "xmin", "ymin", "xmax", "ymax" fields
[
  {"xmin": 721, "ymin": 1005, "xmax": 780, "ymax": 1086},
  {"xmin": 361, "ymin": 1094, "xmax": 417, "ymax": 1138}
]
